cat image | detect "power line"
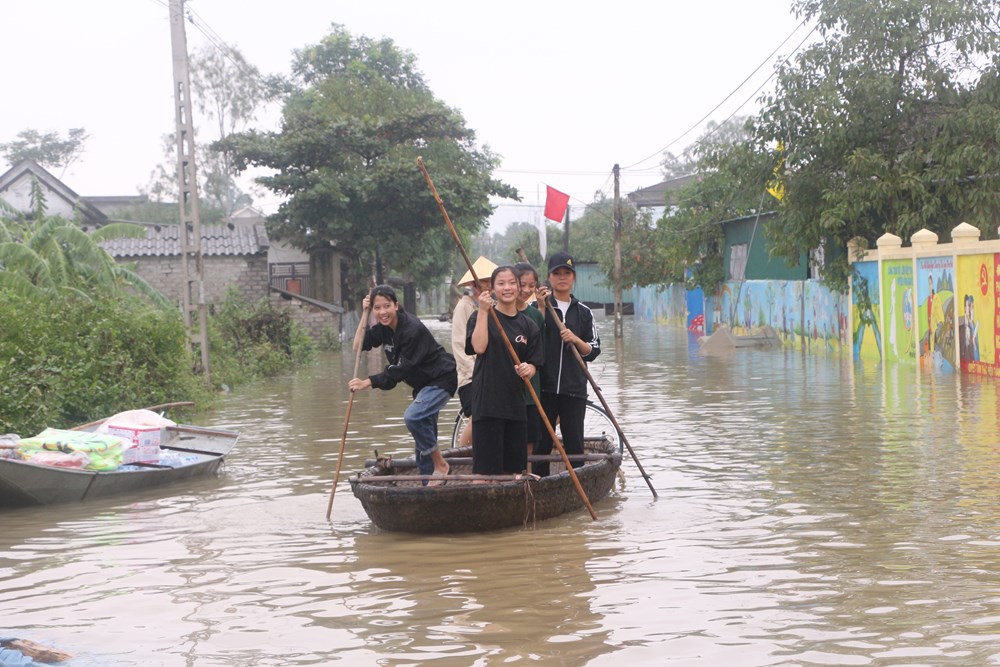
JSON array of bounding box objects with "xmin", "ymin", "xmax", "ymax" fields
[
  {"xmin": 179, "ymin": 3, "xmax": 272, "ymax": 89},
  {"xmin": 156, "ymin": 1, "xmax": 803, "ymax": 225},
  {"xmin": 676, "ymin": 23, "xmax": 820, "ymax": 158},
  {"xmin": 621, "ymin": 17, "xmax": 811, "ymax": 171}
]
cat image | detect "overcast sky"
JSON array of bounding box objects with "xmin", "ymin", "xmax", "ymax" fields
[{"xmin": 4, "ymin": 0, "xmax": 807, "ymax": 232}]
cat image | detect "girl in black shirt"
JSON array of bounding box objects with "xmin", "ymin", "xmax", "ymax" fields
[{"xmin": 465, "ymin": 266, "xmax": 543, "ymax": 476}]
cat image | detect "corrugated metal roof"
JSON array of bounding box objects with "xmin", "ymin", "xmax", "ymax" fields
[
  {"xmin": 100, "ymin": 223, "xmax": 269, "ymax": 258},
  {"xmin": 627, "ymin": 174, "xmax": 699, "ymax": 207}
]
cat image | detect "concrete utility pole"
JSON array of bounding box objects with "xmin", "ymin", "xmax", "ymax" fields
[
  {"xmin": 612, "ymin": 164, "xmax": 624, "ymax": 339},
  {"xmin": 169, "ymin": 0, "xmax": 210, "ymax": 384}
]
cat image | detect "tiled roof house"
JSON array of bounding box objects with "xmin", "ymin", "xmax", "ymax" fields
[
  {"xmin": 0, "ymin": 159, "xmax": 344, "ymax": 338},
  {"xmin": 0, "ymin": 159, "xmax": 272, "ymax": 307},
  {"xmin": 96, "ymin": 221, "xmax": 271, "ymax": 306},
  {"xmin": 0, "ymin": 159, "xmax": 108, "ymax": 224}
]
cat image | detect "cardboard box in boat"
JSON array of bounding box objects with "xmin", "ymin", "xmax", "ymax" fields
[{"xmin": 106, "ymin": 424, "xmax": 161, "ymax": 463}]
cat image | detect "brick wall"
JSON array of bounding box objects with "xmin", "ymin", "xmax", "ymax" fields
[
  {"xmin": 123, "ymin": 253, "xmax": 341, "ymax": 343},
  {"xmin": 126, "ymin": 254, "xmax": 269, "ymax": 306},
  {"xmin": 269, "ymin": 293, "xmax": 342, "ymax": 342}
]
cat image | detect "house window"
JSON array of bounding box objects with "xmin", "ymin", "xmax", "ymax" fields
[{"xmin": 729, "ymin": 243, "xmax": 748, "ymax": 280}]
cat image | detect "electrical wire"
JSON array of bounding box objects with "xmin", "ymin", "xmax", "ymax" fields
[
  {"xmin": 669, "ymin": 22, "xmax": 819, "ymax": 164},
  {"xmin": 621, "ymin": 17, "xmax": 811, "ymax": 171},
  {"xmin": 181, "ymin": 4, "xmax": 273, "ymax": 88}
]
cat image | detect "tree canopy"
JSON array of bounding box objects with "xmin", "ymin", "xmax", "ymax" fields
[
  {"xmin": 629, "ymin": 0, "xmax": 1000, "ymax": 293},
  {"xmin": 0, "ymin": 128, "xmax": 88, "ymax": 177},
  {"xmin": 754, "ymin": 0, "xmax": 1000, "ymax": 289},
  {"xmin": 218, "ymin": 25, "xmax": 517, "ymax": 298},
  {"xmin": 143, "ymin": 44, "xmax": 269, "ymax": 220},
  {"xmin": 190, "ymin": 44, "xmax": 272, "ymax": 218},
  {"xmin": 620, "ymin": 117, "xmax": 770, "ymax": 291}
]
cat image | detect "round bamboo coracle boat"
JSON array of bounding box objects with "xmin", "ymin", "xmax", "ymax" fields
[{"xmin": 350, "ymin": 436, "xmax": 622, "ymax": 533}]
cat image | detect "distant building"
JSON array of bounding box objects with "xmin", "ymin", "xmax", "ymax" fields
[
  {"xmin": 627, "ymin": 174, "xmax": 700, "ymax": 220},
  {"xmin": 0, "ymin": 159, "xmax": 108, "ymax": 224}
]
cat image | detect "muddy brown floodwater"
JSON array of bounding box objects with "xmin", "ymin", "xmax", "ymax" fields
[{"xmin": 4, "ymin": 317, "xmax": 1000, "ymax": 665}]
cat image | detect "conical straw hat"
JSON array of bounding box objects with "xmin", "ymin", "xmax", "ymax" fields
[{"xmin": 458, "ymin": 256, "xmax": 498, "ymax": 285}]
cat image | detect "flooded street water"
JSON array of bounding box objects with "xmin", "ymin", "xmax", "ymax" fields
[{"xmin": 5, "ymin": 317, "xmax": 1000, "ymax": 665}]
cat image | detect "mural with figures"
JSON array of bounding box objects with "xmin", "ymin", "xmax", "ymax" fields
[
  {"xmin": 713, "ymin": 280, "xmax": 847, "ymax": 350},
  {"xmin": 955, "ymin": 253, "xmax": 997, "ymax": 376},
  {"xmin": 635, "ymin": 224, "xmax": 1000, "ymax": 379},
  {"xmin": 635, "ymin": 280, "xmax": 848, "ymax": 348},
  {"xmin": 847, "ymin": 223, "xmax": 1000, "ymax": 376},
  {"xmin": 852, "ymin": 261, "xmax": 881, "ymax": 361},
  {"xmin": 881, "ymin": 259, "xmax": 916, "ymax": 363},
  {"xmin": 916, "ymin": 257, "xmax": 955, "ymax": 371},
  {"xmin": 635, "ymin": 285, "xmax": 689, "ymax": 332}
]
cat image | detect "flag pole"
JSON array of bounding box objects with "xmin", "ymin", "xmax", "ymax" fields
[{"xmin": 417, "ymin": 157, "xmax": 598, "ymax": 521}]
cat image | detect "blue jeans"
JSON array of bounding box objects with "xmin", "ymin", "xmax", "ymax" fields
[{"xmin": 404, "ymin": 385, "xmax": 452, "ymax": 476}]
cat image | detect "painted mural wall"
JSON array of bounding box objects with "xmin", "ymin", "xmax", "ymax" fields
[
  {"xmin": 956, "ymin": 253, "xmax": 996, "ymax": 375},
  {"xmin": 916, "ymin": 256, "xmax": 955, "ymax": 371},
  {"xmin": 636, "ymin": 279, "xmax": 849, "ymax": 351},
  {"xmin": 881, "ymin": 258, "xmax": 916, "ymax": 363},
  {"xmin": 852, "ymin": 261, "xmax": 881, "ymax": 361},
  {"xmin": 849, "ymin": 224, "xmax": 1000, "ymax": 377},
  {"xmin": 635, "ymin": 284, "xmax": 688, "ymax": 327},
  {"xmin": 712, "ymin": 279, "xmax": 848, "ymax": 350},
  {"xmin": 633, "ymin": 223, "xmax": 1000, "ymax": 380}
]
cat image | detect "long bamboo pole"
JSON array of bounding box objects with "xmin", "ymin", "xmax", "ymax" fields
[
  {"xmin": 417, "ymin": 157, "xmax": 597, "ymax": 520},
  {"xmin": 326, "ymin": 296, "xmax": 372, "ymax": 520},
  {"xmin": 515, "ymin": 249, "xmax": 658, "ymax": 498}
]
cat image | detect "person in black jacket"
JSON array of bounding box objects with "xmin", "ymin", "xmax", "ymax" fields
[
  {"xmin": 534, "ymin": 251, "xmax": 601, "ymax": 477},
  {"xmin": 349, "ymin": 285, "xmax": 457, "ymax": 482}
]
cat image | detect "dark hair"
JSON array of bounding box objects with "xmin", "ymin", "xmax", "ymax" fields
[
  {"xmin": 491, "ymin": 265, "xmax": 518, "ymax": 284},
  {"xmin": 371, "ymin": 285, "xmax": 398, "ymax": 304},
  {"xmin": 514, "ymin": 262, "xmax": 538, "ymax": 283}
]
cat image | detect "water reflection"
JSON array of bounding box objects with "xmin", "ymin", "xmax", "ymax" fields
[
  {"xmin": 5, "ymin": 319, "xmax": 1000, "ymax": 664},
  {"xmin": 332, "ymin": 523, "xmax": 615, "ymax": 665}
]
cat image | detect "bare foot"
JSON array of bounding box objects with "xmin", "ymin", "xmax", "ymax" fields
[{"xmin": 427, "ymin": 461, "xmax": 450, "ymax": 487}]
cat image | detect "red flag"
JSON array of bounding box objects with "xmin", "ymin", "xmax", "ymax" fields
[{"xmin": 543, "ymin": 185, "xmax": 570, "ymax": 223}]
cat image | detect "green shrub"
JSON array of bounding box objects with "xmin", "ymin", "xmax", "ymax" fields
[
  {"xmin": 0, "ymin": 291, "xmax": 207, "ymax": 435},
  {"xmin": 207, "ymin": 289, "xmax": 315, "ymax": 388},
  {"xmin": 0, "ymin": 289, "xmax": 318, "ymax": 436},
  {"xmin": 318, "ymin": 325, "xmax": 342, "ymax": 351}
]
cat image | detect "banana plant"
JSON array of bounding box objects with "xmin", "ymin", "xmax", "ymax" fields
[{"xmin": 0, "ymin": 179, "xmax": 171, "ymax": 307}]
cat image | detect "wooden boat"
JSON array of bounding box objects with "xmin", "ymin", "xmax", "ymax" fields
[
  {"xmin": 0, "ymin": 423, "xmax": 239, "ymax": 508},
  {"xmin": 350, "ymin": 436, "xmax": 622, "ymax": 533}
]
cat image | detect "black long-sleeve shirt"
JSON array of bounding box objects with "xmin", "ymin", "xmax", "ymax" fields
[{"xmin": 363, "ymin": 309, "xmax": 457, "ymax": 398}]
